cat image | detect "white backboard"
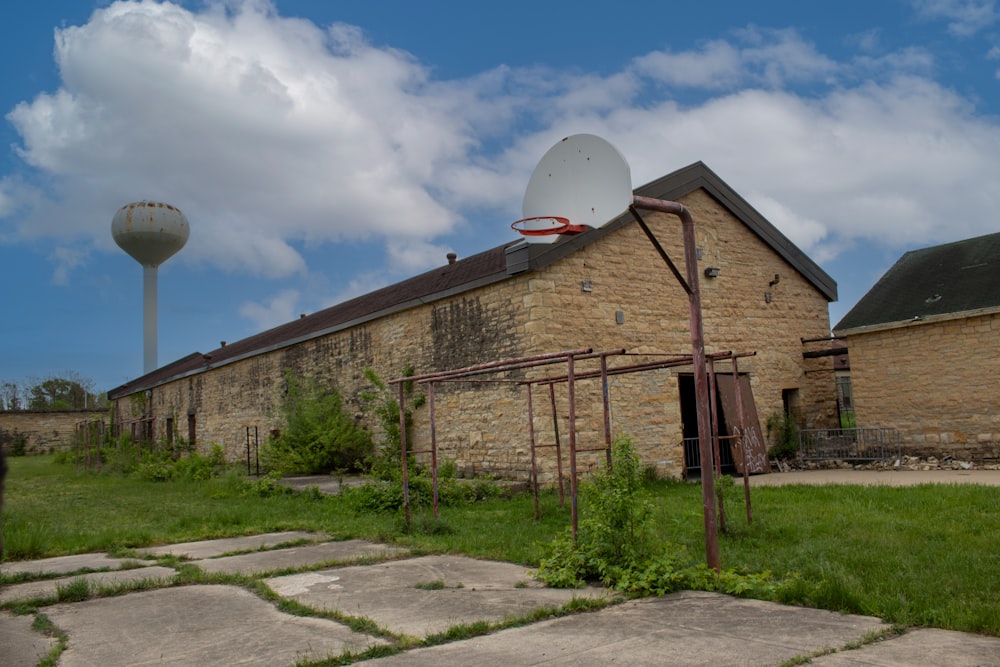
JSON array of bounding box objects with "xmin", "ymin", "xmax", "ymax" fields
[{"xmin": 520, "ymin": 134, "xmax": 632, "ymax": 243}]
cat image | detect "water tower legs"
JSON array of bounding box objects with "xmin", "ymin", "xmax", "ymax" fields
[{"xmin": 143, "ymin": 265, "xmax": 158, "ymax": 375}]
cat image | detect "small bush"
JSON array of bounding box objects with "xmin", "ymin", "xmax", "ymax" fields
[
  {"xmin": 262, "ymin": 374, "xmax": 373, "ymax": 474},
  {"xmin": 535, "ymin": 434, "xmax": 801, "ymax": 599},
  {"xmin": 536, "ymin": 435, "xmax": 657, "ymax": 587},
  {"xmin": 241, "ymin": 471, "xmax": 295, "ymax": 498},
  {"xmin": 0, "ymin": 428, "xmax": 28, "ymax": 456},
  {"xmin": 766, "ymin": 412, "xmax": 799, "ymax": 460}
]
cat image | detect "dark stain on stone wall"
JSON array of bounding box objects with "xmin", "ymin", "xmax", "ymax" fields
[{"xmin": 431, "ymin": 297, "xmax": 513, "ymax": 371}]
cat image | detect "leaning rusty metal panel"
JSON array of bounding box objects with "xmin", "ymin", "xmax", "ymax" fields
[{"xmin": 715, "ymin": 374, "xmax": 769, "ymax": 474}]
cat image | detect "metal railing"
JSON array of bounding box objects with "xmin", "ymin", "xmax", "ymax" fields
[
  {"xmin": 683, "ymin": 435, "xmax": 736, "ymax": 476},
  {"xmin": 798, "ymin": 427, "xmax": 901, "ymax": 462}
]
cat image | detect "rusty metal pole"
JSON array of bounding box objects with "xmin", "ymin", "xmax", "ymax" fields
[
  {"xmin": 600, "ymin": 354, "xmax": 613, "ymax": 468},
  {"xmin": 632, "ymin": 195, "xmax": 721, "ymax": 571},
  {"xmin": 398, "ymin": 382, "xmax": 410, "ymax": 527},
  {"xmin": 428, "ymin": 382, "xmax": 439, "ymax": 520},
  {"xmin": 567, "ymin": 354, "xmax": 579, "ymax": 538},
  {"xmin": 708, "ymin": 362, "xmax": 726, "ymax": 534},
  {"xmin": 527, "ymin": 383, "xmax": 541, "ymax": 520},
  {"xmin": 549, "ymin": 383, "xmax": 565, "ymax": 508},
  {"xmin": 731, "ymin": 356, "xmax": 752, "ymax": 525}
]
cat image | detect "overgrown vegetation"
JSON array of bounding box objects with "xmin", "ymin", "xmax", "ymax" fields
[
  {"xmin": 341, "ymin": 366, "xmax": 500, "ymax": 515},
  {"xmin": 3, "ymin": 454, "xmax": 999, "ymax": 637},
  {"xmin": 1, "ymin": 426, "xmax": 28, "ymax": 456},
  {"xmin": 67, "ymin": 434, "xmax": 230, "ymax": 483},
  {"xmin": 358, "ymin": 366, "xmax": 424, "ymax": 480},
  {"xmin": 766, "ymin": 412, "xmax": 799, "ymax": 460},
  {"xmin": 262, "ymin": 373, "xmax": 373, "ymax": 475},
  {"xmin": 535, "ymin": 436, "xmax": 797, "ymax": 601}
]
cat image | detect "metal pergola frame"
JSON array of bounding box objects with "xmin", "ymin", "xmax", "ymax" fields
[
  {"xmin": 390, "ymin": 195, "xmax": 748, "ymax": 570},
  {"xmin": 389, "ymin": 348, "xmax": 758, "ymax": 564}
]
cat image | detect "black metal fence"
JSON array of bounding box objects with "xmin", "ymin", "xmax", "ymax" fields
[
  {"xmin": 798, "ymin": 427, "xmax": 901, "ymax": 462},
  {"xmin": 683, "ymin": 436, "xmax": 737, "ymax": 477}
]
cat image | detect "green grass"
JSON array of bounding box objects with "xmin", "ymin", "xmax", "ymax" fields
[{"xmin": 3, "ymin": 455, "xmax": 999, "ymax": 636}]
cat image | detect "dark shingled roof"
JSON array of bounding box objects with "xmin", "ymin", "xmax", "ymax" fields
[
  {"xmin": 834, "ymin": 231, "xmax": 1000, "ymax": 334},
  {"xmin": 109, "ymin": 161, "xmax": 837, "ymax": 399}
]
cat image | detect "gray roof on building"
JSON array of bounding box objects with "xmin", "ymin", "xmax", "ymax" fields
[
  {"xmin": 834, "ymin": 231, "xmax": 1000, "ymax": 334},
  {"xmin": 109, "ymin": 161, "xmax": 836, "ymax": 399}
]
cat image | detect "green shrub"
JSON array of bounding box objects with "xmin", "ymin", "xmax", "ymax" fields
[
  {"xmin": 536, "ymin": 435, "xmax": 657, "ymax": 587},
  {"xmin": 0, "ymin": 428, "xmax": 28, "ymax": 456},
  {"xmin": 344, "ymin": 466, "xmax": 504, "ymax": 515},
  {"xmin": 535, "ymin": 434, "xmax": 800, "ymax": 599},
  {"xmin": 360, "ymin": 366, "xmax": 427, "ymax": 480},
  {"xmin": 765, "ymin": 412, "xmax": 799, "ymax": 460},
  {"xmin": 262, "ymin": 373, "xmax": 373, "ymax": 474}
]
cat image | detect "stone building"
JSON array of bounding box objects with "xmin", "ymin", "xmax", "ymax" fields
[
  {"xmin": 108, "ymin": 162, "xmax": 839, "ymax": 480},
  {"xmin": 0, "ymin": 409, "xmax": 108, "ymax": 454},
  {"xmin": 833, "ymin": 232, "xmax": 1000, "ymax": 462}
]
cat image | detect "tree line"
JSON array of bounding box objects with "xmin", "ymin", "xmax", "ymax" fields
[{"xmin": 0, "ymin": 373, "xmax": 107, "ymax": 411}]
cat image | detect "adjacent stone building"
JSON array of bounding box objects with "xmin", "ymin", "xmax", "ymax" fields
[
  {"xmin": 0, "ymin": 409, "xmax": 108, "ymax": 454},
  {"xmin": 108, "ymin": 162, "xmax": 840, "ymax": 480},
  {"xmin": 833, "ymin": 232, "xmax": 1000, "ymax": 462}
]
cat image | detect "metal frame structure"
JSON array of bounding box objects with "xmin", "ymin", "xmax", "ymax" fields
[
  {"xmin": 390, "ymin": 348, "xmax": 760, "ymax": 565},
  {"xmin": 390, "ymin": 194, "xmax": 749, "ymax": 570}
]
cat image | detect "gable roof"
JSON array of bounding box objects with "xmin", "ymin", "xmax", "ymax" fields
[
  {"xmin": 834, "ymin": 231, "xmax": 1000, "ymax": 335},
  {"xmin": 109, "ymin": 161, "xmax": 836, "ymax": 399}
]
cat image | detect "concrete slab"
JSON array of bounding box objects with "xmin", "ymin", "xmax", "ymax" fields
[
  {"xmin": 138, "ymin": 531, "xmax": 325, "ymax": 559},
  {"xmin": 0, "ymin": 566, "xmax": 177, "ymax": 604},
  {"xmin": 810, "ymin": 627, "xmax": 1000, "ymax": 666},
  {"xmin": 361, "ymin": 590, "xmax": 889, "ymax": 666},
  {"xmin": 45, "ymin": 584, "xmax": 385, "ymax": 667},
  {"xmin": 265, "ymin": 554, "xmax": 610, "ymax": 638},
  {"xmin": 0, "ymin": 611, "xmax": 58, "ymax": 667},
  {"xmin": 749, "ymin": 469, "xmax": 1000, "ymax": 487},
  {"xmin": 1, "ymin": 552, "xmax": 139, "ymax": 576},
  {"xmin": 191, "ymin": 540, "xmax": 407, "ymax": 576},
  {"xmin": 278, "ymin": 474, "xmax": 368, "ymax": 494}
]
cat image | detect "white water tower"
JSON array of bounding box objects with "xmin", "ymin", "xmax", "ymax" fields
[{"xmin": 112, "ymin": 201, "xmax": 189, "ymax": 375}]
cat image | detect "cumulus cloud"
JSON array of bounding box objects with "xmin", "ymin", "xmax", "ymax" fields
[
  {"xmin": 4, "ymin": 0, "xmax": 1000, "ymax": 316},
  {"xmin": 911, "ymin": 0, "xmax": 999, "ymax": 36},
  {"xmin": 5, "ymin": 0, "xmax": 485, "ymax": 268},
  {"xmin": 239, "ymin": 287, "xmax": 300, "ymax": 330},
  {"xmin": 633, "ymin": 28, "xmax": 838, "ymax": 89}
]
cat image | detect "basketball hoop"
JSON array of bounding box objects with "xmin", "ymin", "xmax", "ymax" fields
[{"xmin": 511, "ymin": 216, "xmax": 590, "ymax": 240}]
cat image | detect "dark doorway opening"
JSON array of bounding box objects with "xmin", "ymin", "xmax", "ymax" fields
[{"xmin": 678, "ymin": 374, "xmax": 736, "ymax": 478}]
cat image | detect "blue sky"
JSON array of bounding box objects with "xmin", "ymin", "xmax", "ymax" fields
[{"xmin": 3, "ymin": 0, "xmax": 1000, "ymax": 394}]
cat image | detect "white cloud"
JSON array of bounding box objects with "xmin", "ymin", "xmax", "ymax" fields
[
  {"xmin": 5, "ymin": 1, "xmax": 1000, "ymax": 300},
  {"xmin": 911, "ymin": 0, "xmax": 999, "ymax": 36},
  {"xmin": 239, "ymin": 288, "xmax": 300, "ymax": 330},
  {"xmin": 50, "ymin": 246, "xmax": 90, "ymax": 285},
  {"xmin": 5, "ymin": 0, "xmax": 481, "ymax": 274},
  {"xmin": 633, "ymin": 28, "xmax": 837, "ymax": 90}
]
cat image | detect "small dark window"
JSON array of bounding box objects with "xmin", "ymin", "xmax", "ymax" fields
[
  {"xmin": 165, "ymin": 417, "xmax": 174, "ymax": 445},
  {"xmin": 187, "ymin": 413, "xmax": 196, "ymax": 448}
]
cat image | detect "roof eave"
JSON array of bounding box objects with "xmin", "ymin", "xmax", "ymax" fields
[{"xmin": 834, "ymin": 304, "xmax": 1000, "ymax": 337}]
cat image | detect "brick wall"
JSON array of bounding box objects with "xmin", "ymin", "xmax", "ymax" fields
[
  {"xmin": 112, "ymin": 188, "xmax": 837, "ymax": 479},
  {"xmin": 846, "ymin": 312, "xmax": 1000, "ymax": 461},
  {"xmin": 0, "ymin": 409, "xmax": 109, "ymax": 454}
]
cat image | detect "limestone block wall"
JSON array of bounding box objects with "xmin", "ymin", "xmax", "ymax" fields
[
  {"xmin": 111, "ymin": 188, "xmax": 838, "ymax": 480},
  {"xmin": 846, "ymin": 313, "xmax": 1000, "ymax": 460},
  {"xmin": 120, "ymin": 282, "xmax": 530, "ymax": 469},
  {"xmin": 0, "ymin": 409, "xmax": 109, "ymax": 454}
]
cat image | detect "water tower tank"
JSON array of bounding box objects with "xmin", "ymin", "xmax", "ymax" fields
[{"xmin": 112, "ymin": 202, "xmax": 189, "ymax": 375}]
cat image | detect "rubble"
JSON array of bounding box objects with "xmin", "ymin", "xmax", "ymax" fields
[{"xmin": 776, "ymin": 455, "xmax": 1000, "ymax": 472}]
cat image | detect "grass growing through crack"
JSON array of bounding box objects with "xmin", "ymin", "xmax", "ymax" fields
[{"xmin": 3, "ymin": 454, "xmax": 1000, "ymax": 636}]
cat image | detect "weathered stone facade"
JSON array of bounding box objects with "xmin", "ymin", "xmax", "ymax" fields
[
  {"xmin": 0, "ymin": 409, "xmax": 109, "ymax": 454},
  {"xmin": 844, "ymin": 312, "xmax": 1000, "ymax": 461},
  {"xmin": 110, "ymin": 167, "xmax": 838, "ymax": 480}
]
